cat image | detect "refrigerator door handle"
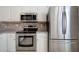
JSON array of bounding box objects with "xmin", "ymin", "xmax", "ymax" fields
[{"xmin": 62, "ymin": 8, "xmax": 67, "ymax": 35}]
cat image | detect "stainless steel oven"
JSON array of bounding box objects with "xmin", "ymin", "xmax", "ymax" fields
[
  {"xmin": 16, "ymin": 33, "xmax": 36, "ymax": 51},
  {"xmin": 16, "ymin": 23, "xmax": 38, "ymax": 51}
]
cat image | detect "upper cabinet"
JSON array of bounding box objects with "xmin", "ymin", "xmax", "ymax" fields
[
  {"xmin": 0, "ymin": 7, "xmax": 10, "ymax": 21},
  {"xmin": 0, "ymin": 6, "xmax": 49, "ymax": 22},
  {"xmin": 10, "ymin": 7, "xmax": 22, "ymax": 21}
]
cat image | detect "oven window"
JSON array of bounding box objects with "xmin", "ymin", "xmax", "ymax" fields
[{"xmin": 18, "ymin": 36, "xmax": 33, "ymax": 47}]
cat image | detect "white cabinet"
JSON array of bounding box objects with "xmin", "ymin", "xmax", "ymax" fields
[
  {"xmin": 36, "ymin": 32, "xmax": 48, "ymax": 52},
  {"xmin": 10, "ymin": 6, "xmax": 49, "ymax": 22},
  {"xmin": 0, "ymin": 6, "xmax": 49, "ymax": 21},
  {"xmin": 0, "ymin": 7, "xmax": 10, "ymax": 21},
  {"xmin": 0, "ymin": 33, "xmax": 16, "ymax": 52},
  {"xmin": 0, "ymin": 33, "xmax": 8, "ymax": 52},
  {"xmin": 7, "ymin": 33, "xmax": 16, "ymax": 52},
  {"xmin": 10, "ymin": 7, "xmax": 22, "ymax": 21},
  {"xmin": 0, "ymin": 6, "xmax": 22, "ymax": 21}
]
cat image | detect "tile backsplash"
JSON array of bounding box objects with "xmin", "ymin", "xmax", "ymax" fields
[{"xmin": 0, "ymin": 21, "xmax": 47, "ymax": 32}]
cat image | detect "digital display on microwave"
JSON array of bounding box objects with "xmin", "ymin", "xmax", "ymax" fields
[{"xmin": 21, "ymin": 15, "xmax": 36, "ymax": 20}]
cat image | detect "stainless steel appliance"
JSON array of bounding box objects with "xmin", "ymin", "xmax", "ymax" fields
[
  {"xmin": 21, "ymin": 13, "xmax": 37, "ymax": 22},
  {"xmin": 16, "ymin": 32, "xmax": 36, "ymax": 51},
  {"xmin": 48, "ymin": 6, "xmax": 79, "ymax": 52},
  {"xmin": 16, "ymin": 23, "xmax": 38, "ymax": 51}
]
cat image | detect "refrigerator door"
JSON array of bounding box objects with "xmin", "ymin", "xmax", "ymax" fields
[
  {"xmin": 48, "ymin": 6, "xmax": 78, "ymax": 52},
  {"xmin": 57, "ymin": 6, "xmax": 64, "ymax": 39},
  {"xmin": 65, "ymin": 6, "xmax": 78, "ymax": 39},
  {"xmin": 48, "ymin": 6, "xmax": 59, "ymax": 39},
  {"xmin": 49, "ymin": 6, "xmax": 78, "ymax": 39},
  {"xmin": 67, "ymin": 6, "xmax": 78, "ymax": 39},
  {"xmin": 57, "ymin": 6, "xmax": 78, "ymax": 39},
  {"xmin": 57, "ymin": 6, "xmax": 70, "ymax": 39}
]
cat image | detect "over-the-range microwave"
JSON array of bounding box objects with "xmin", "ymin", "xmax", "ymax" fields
[{"xmin": 20, "ymin": 13, "xmax": 37, "ymax": 21}]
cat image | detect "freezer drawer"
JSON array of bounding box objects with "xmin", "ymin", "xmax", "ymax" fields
[
  {"xmin": 49, "ymin": 40, "xmax": 65, "ymax": 52},
  {"xmin": 49, "ymin": 40, "xmax": 78, "ymax": 52},
  {"xmin": 71, "ymin": 40, "xmax": 78, "ymax": 52}
]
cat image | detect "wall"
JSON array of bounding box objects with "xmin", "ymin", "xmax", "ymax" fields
[{"xmin": 0, "ymin": 6, "xmax": 49, "ymax": 21}]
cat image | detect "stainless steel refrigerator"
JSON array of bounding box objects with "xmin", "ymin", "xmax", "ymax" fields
[{"xmin": 48, "ymin": 6, "xmax": 79, "ymax": 52}]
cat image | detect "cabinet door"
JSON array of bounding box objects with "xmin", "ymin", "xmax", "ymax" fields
[
  {"xmin": 36, "ymin": 32, "xmax": 48, "ymax": 52},
  {"xmin": 10, "ymin": 6, "xmax": 49, "ymax": 21},
  {"xmin": 10, "ymin": 7, "xmax": 22, "ymax": 21},
  {"xmin": 0, "ymin": 7, "xmax": 10, "ymax": 21},
  {"xmin": 0, "ymin": 33, "xmax": 7, "ymax": 52},
  {"xmin": 7, "ymin": 33, "xmax": 16, "ymax": 52}
]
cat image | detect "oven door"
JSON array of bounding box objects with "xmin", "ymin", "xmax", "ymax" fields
[
  {"xmin": 18, "ymin": 36, "xmax": 33, "ymax": 47},
  {"xmin": 16, "ymin": 34, "xmax": 36, "ymax": 51}
]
